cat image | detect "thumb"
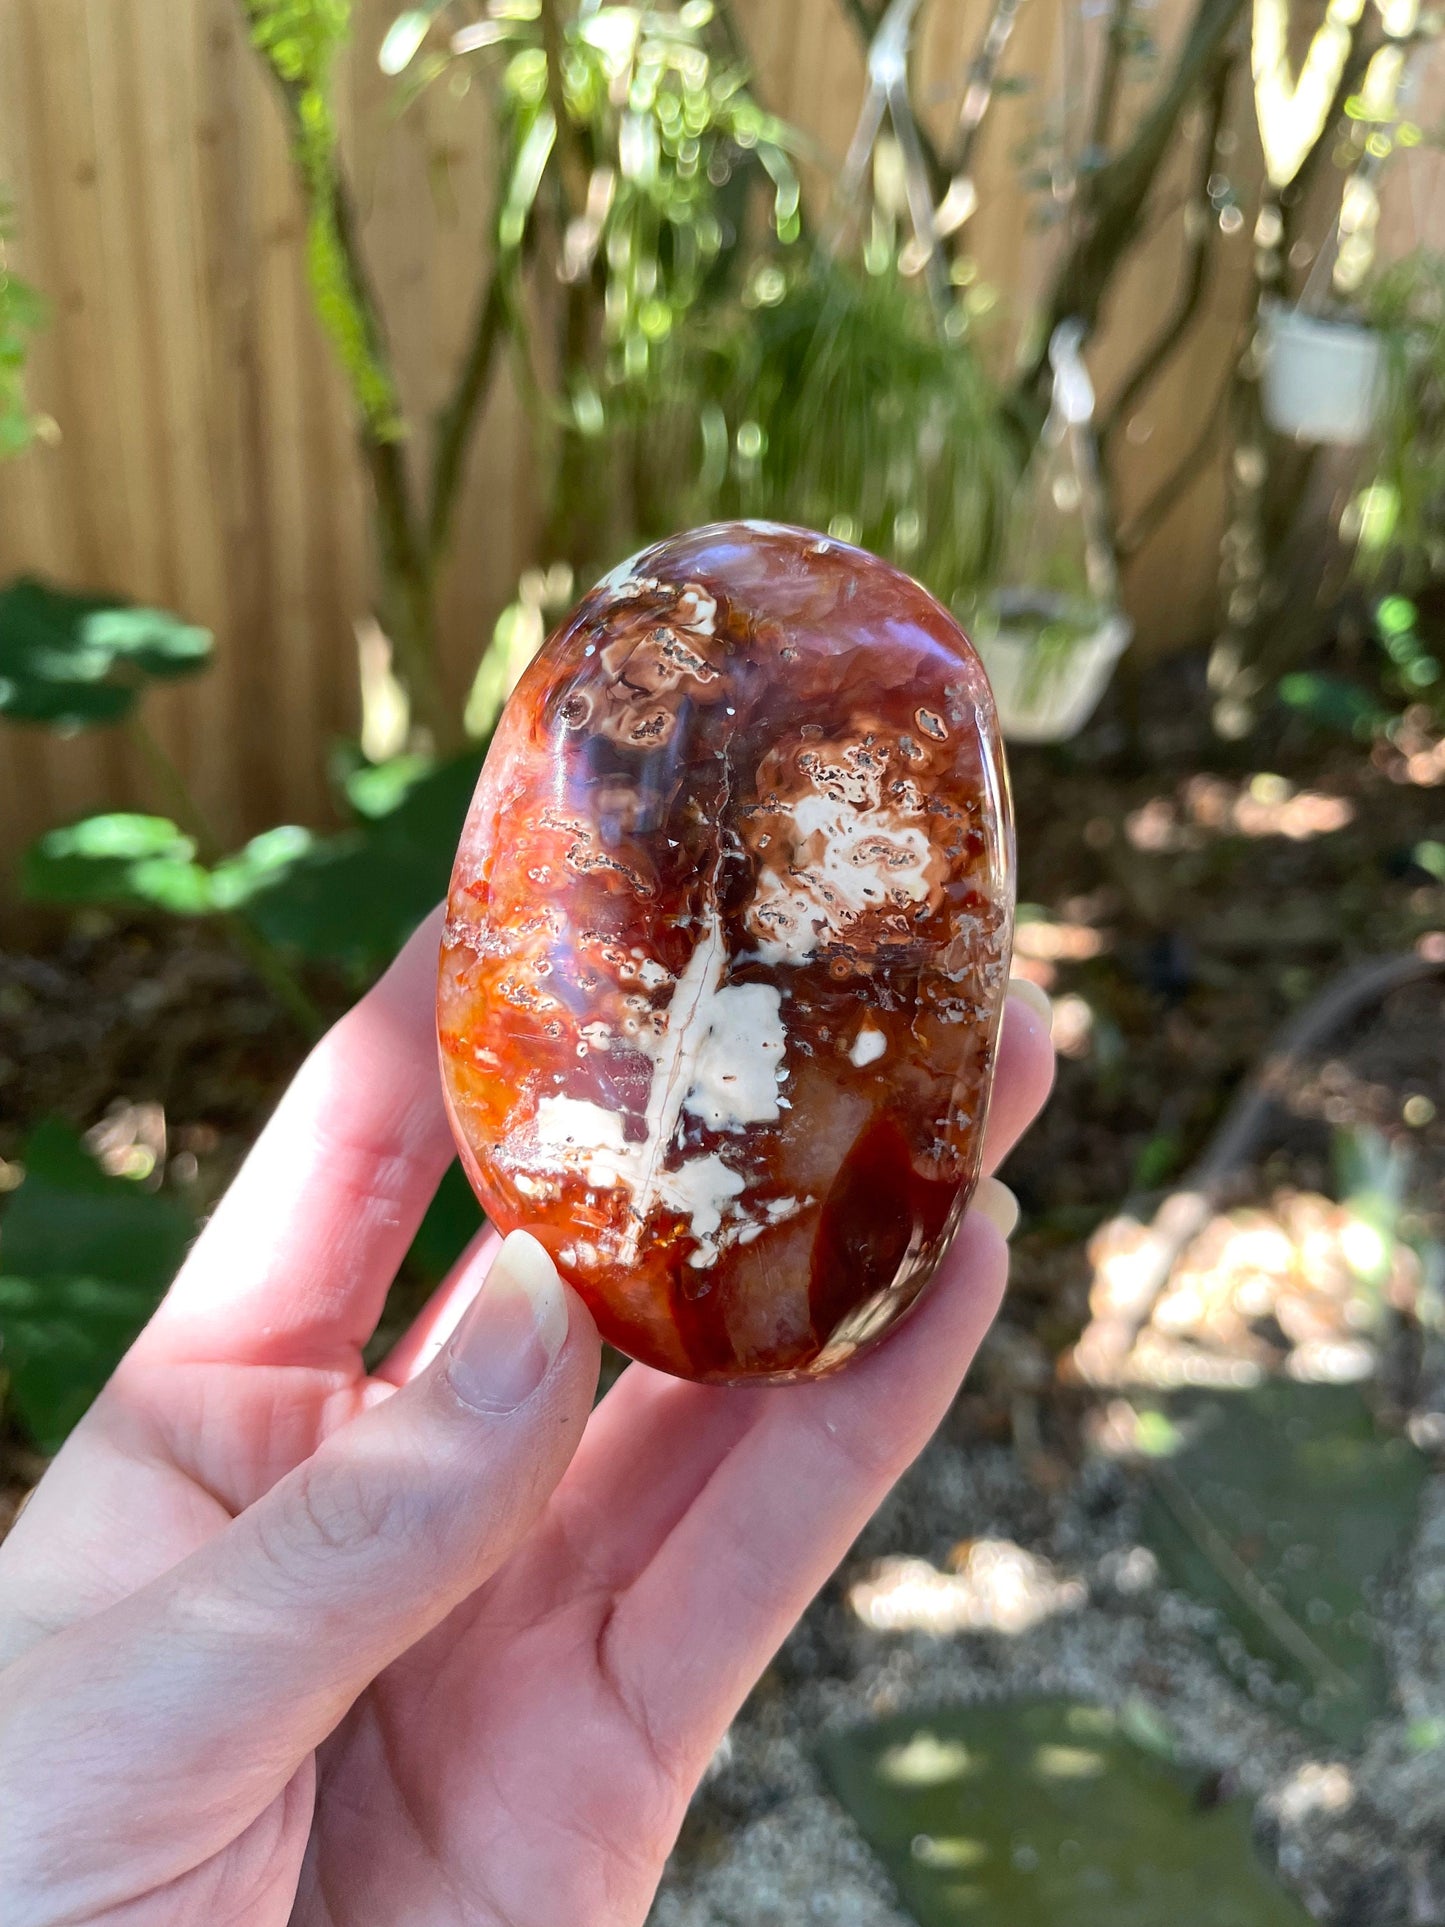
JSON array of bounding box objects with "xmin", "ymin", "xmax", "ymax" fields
[{"xmin": 0, "ymin": 1233, "xmax": 599, "ymax": 1888}]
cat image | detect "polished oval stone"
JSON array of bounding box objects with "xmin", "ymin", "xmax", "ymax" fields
[{"xmin": 438, "ymin": 522, "xmax": 1015, "ymax": 1382}]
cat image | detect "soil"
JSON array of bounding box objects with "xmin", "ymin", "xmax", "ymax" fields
[{"xmin": 4, "ymin": 648, "xmax": 1445, "ymax": 1919}]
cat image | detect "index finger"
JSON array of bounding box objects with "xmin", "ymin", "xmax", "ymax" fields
[{"xmin": 139, "ymin": 910, "xmax": 455, "ymax": 1369}]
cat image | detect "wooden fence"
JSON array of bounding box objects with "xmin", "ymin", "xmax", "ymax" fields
[{"xmin": 0, "ymin": 0, "xmax": 1434, "ymax": 873}]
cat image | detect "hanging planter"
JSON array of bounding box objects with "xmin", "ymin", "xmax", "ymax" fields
[
  {"xmin": 976, "ymin": 591, "xmax": 1133, "ymax": 743},
  {"xmin": 978, "ymin": 322, "xmax": 1131, "ymax": 743},
  {"xmin": 1260, "ymin": 301, "xmax": 1385, "ymax": 446}
]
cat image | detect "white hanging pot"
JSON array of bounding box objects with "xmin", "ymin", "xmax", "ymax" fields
[
  {"xmin": 1260, "ymin": 302, "xmax": 1384, "ymax": 446},
  {"xmin": 976, "ymin": 593, "xmax": 1132, "ymax": 744}
]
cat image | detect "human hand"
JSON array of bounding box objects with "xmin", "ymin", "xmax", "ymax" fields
[{"xmin": 0, "ymin": 913, "xmax": 1053, "ymax": 1927}]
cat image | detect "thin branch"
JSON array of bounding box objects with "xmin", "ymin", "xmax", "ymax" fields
[
  {"xmin": 943, "ymin": 0, "xmax": 1027, "ymax": 196},
  {"xmin": 1088, "ymin": 0, "xmax": 1135, "ymax": 156},
  {"xmin": 835, "ymin": 0, "xmax": 946, "ymax": 187},
  {"xmin": 254, "ymin": 49, "xmax": 451, "ymax": 740},
  {"xmin": 538, "ymin": 0, "xmax": 590, "ymax": 223},
  {"xmin": 1023, "ymin": 0, "xmax": 1249, "ymax": 388},
  {"xmin": 1100, "ymin": 55, "xmax": 1234, "ymax": 445},
  {"xmin": 427, "ymin": 262, "xmax": 509, "ymax": 562},
  {"xmin": 1115, "ymin": 362, "xmax": 1233, "ymax": 556}
]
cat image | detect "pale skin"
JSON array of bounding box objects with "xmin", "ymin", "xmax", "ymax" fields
[{"xmin": 0, "ymin": 910, "xmax": 1054, "ymax": 1926}]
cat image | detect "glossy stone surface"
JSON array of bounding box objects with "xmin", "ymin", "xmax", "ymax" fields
[{"xmin": 438, "ymin": 522, "xmax": 1014, "ymax": 1383}]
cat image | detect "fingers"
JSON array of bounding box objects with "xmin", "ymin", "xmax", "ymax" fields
[
  {"xmin": 374, "ymin": 1223, "xmax": 502, "ymax": 1386},
  {"xmin": 491, "ymin": 975, "xmax": 1052, "ymax": 1607},
  {"xmin": 596, "ymin": 1212, "xmax": 1009, "ymax": 1790},
  {"xmin": 0, "ymin": 1235, "xmax": 600, "ymax": 1904},
  {"xmin": 141, "ymin": 910, "xmax": 455, "ymax": 1369},
  {"xmin": 982, "ymin": 980, "xmax": 1055, "ymax": 1177}
]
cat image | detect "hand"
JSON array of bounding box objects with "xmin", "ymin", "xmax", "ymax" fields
[{"xmin": 0, "ymin": 912, "xmax": 1053, "ymax": 1927}]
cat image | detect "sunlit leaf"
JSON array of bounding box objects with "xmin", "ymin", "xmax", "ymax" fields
[
  {"xmin": 820, "ymin": 1699, "xmax": 1312, "ymax": 1926},
  {"xmin": 0, "ymin": 578, "xmax": 212, "ymax": 727}
]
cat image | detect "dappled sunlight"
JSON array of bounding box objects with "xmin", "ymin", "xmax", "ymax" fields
[
  {"xmin": 848, "ymin": 1541, "xmax": 1087, "ymax": 1639},
  {"xmin": 1375, "ymin": 707, "xmax": 1445, "ymax": 786},
  {"xmin": 1013, "ymin": 919, "xmax": 1109, "ymax": 964},
  {"xmin": 1048, "ymin": 993, "xmax": 1094, "ymax": 1059},
  {"xmin": 1126, "ymin": 773, "xmax": 1356, "ymax": 855},
  {"xmin": 1072, "ymin": 1191, "xmax": 1414, "ymax": 1390}
]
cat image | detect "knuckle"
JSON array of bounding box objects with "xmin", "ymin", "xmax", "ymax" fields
[{"xmin": 262, "ymin": 1455, "xmax": 425, "ymax": 1575}]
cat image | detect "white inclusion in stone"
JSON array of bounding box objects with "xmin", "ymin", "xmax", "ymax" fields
[
  {"xmin": 683, "ymin": 982, "xmax": 786, "ymax": 1130},
  {"xmin": 748, "ymin": 756, "xmax": 937, "ymax": 966},
  {"xmin": 592, "ymin": 546, "xmax": 651, "ymax": 597},
  {"xmin": 850, "ymin": 1025, "xmax": 887, "ymax": 1068},
  {"xmin": 528, "ymin": 910, "xmax": 787, "ymax": 1264},
  {"xmin": 674, "ymin": 585, "xmax": 717, "ymax": 635}
]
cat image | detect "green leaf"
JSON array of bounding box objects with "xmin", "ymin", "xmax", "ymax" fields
[
  {"xmin": 208, "ymin": 824, "xmax": 316, "ymax": 909},
  {"xmin": 1277, "ymin": 671, "xmax": 1387, "ymax": 740},
  {"xmin": 342, "ymin": 752, "xmax": 436, "ymax": 820},
  {"xmin": 379, "ymin": 6, "xmax": 438, "ymax": 74},
  {"xmin": 21, "ymin": 814, "xmax": 212, "ymax": 913},
  {"xmin": 0, "ymin": 1120, "xmax": 194, "ymax": 1451},
  {"xmin": 0, "ymin": 577, "xmax": 213, "ymax": 728},
  {"xmin": 819, "ymin": 1699, "xmax": 1312, "ymax": 1927},
  {"xmin": 1141, "ymin": 1383, "xmax": 1427, "ymax": 1746},
  {"xmin": 23, "ymin": 815, "xmax": 316, "ymax": 919},
  {"xmin": 246, "ymin": 750, "xmax": 483, "ymax": 974}
]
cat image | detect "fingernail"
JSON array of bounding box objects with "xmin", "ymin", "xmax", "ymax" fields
[
  {"xmin": 1007, "ymin": 975, "xmax": 1054, "ymax": 1029},
  {"xmin": 972, "ymin": 1176, "xmax": 1020, "ymax": 1241},
  {"xmin": 446, "ymin": 1230, "xmax": 570, "ymax": 1413}
]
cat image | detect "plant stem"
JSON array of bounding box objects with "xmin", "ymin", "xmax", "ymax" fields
[
  {"xmin": 1088, "ymin": 0, "xmax": 1135, "ymax": 156},
  {"xmin": 538, "ymin": 0, "xmax": 590, "ymax": 224},
  {"xmin": 1099, "ymin": 54, "xmax": 1235, "ymax": 446},
  {"xmin": 428, "ymin": 263, "xmax": 509, "ymax": 563},
  {"xmin": 1023, "ymin": 0, "xmax": 1249, "ymax": 390},
  {"xmin": 947, "ymin": 0, "xmax": 1027, "ymax": 181},
  {"xmin": 127, "ymin": 714, "xmax": 227, "ymax": 865}
]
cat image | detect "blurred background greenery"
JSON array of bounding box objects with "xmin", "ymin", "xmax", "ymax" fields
[{"xmin": 5, "ymin": 1, "xmax": 1445, "ymax": 1920}]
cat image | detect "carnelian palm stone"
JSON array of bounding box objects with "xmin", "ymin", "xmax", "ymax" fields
[{"xmin": 438, "ymin": 522, "xmax": 1015, "ymax": 1383}]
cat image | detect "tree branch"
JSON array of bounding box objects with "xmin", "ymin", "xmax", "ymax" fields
[
  {"xmin": 835, "ymin": 0, "xmax": 946, "ymax": 188},
  {"xmin": 1100, "ymin": 54, "xmax": 1234, "ymax": 445},
  {"xmin": 1116, "ymin": 362, "xmax": 1233, "ymax": 556},
  {"xmin": 427, "ymin": 261, "xmax": 509, "ymax": 562},
  {"xmin": 1088, "ymin": 0, "xmax": 1135, "ymax": 156},
  {"xmin": 538, "ymin": 0, "xmax": 590, "ymax": 224},
  {"xmin": 1023, "ymin": 0, "xmax": 1249, "ymax": 388},
  {"xmin": 944, "ymin": 0, "xmax": 1027, "ymax": 187}
]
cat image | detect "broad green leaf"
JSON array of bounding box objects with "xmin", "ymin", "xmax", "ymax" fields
[
  {"xmin": 23, "ymin": 815, "xmax": 315, "ymax": 918},
  {"xmin": 21, "ymin": 814, "xmax": 211, "ymax": 913},
  {"xmin": 1141, "ymin": 1383, "xmax": 1426, "ymax": 1745},
  {"xmin": 819, "ymin": 1699, "xmax": 1312, "ymax": 1927},
  {"xmin": 208, "ymin": 824, "xmax": 316, "ymax": 909},
  {"xmin": 343, "ymin": 752, "xmax": 436, "ymax": 820},
  {"xmin": 0, "ymin": 1119, "xmax": 194, "ymax": 1451},
  {"xmin": 0, "ymin": 577, "xmax": 213, "ymax": 727},
  {"xmin": 247, "ymin": 750, "xmax": 482, "ymax": 974}
]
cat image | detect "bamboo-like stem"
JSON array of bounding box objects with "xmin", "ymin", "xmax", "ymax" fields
[
  {"xmin": 1206, "ymin": 9, "xmax": 1387, "ymax": 725},
  {"xmin": 1115, "ymin": 365, "xmax": 1234, "ymax": 555}
]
